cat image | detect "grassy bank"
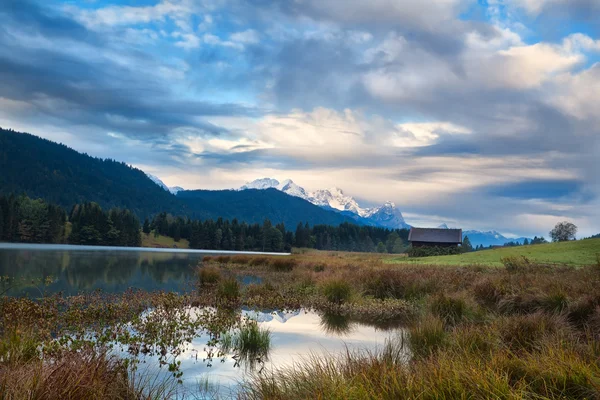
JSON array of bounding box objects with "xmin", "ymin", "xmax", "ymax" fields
[
  {"xmin": 202, "ymin": 252, "xmax": 600, "ymax": 399},
  {"xmin": 390, "ymin": 238, "xmax": 600, "ymax": 266},
  {"xmin": 141, "ymin": 232, "xmax": 190, "ymax": 249},
  {"xmin": 2, "ymin": 250, "xmax": 599, "ymax": 398}
]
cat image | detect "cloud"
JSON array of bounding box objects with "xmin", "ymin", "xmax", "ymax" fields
[
  {"xmin": 230, "ymin": 29, "xmax": 260, "ymax": 44},
  {"xmin": 0, "ymin": 0, "xmax": 598, "ymax": 237}
]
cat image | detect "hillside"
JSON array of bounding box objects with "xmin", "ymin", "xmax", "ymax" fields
[
  {"xmin": 0, "ymin": 128, "xmax": 357, "ymax": 228},
  {"xmin": 177, "ymin": 189, "xmax": 357, "ymax": 228},
  {"xmin": 390, "ymin": 239, "xmax": 600, "ymax": 266},
  {"xmin": 0, "ymin": 128, "xmax": 183, "ymax": 218}
]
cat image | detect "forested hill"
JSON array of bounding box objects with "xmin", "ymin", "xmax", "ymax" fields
[
  {"xmin": 0, "ymin": 128, "xmax": 357, "ymax": 227},
  {"xmin": 177, "ymin": 189, "xmax": 356, "ymax": 228},
  {"xmin": 0, "ymin": 128, "xmax": 183, "ymax": 217}
]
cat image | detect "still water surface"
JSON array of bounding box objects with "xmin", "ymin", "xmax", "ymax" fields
[
  {"xmin": 0, "ymin": 243, "xmax": 404, "ymax": 398},
  {"xmin": 0, "ymin": 243, "xmax": 283, "ymax": 296}
]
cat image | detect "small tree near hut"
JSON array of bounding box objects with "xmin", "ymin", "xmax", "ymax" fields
[{"xmin": 549, "ymin": 221, "xmax": 577, "ymax": 242}]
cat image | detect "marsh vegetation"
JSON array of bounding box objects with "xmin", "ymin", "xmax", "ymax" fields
[{"xmin": 1, "ymin": 247, "xmax": 600, "ymax": 398}]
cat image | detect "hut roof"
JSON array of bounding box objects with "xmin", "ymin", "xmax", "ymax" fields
[{"xmin": 408, "ymin": 227, "xmax": 462, "ymax": 244}]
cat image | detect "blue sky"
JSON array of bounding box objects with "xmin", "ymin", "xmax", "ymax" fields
[{"xmin": 1, "ymin": 0, "xmax": 599, "ymax": 237}]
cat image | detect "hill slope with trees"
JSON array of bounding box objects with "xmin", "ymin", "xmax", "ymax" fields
[{"xmin": 0, "ymin": 128, "xmax": 360, "ymax": 228}]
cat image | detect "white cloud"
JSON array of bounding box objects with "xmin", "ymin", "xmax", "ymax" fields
[
  {"xmin": 175, "ymin": 33, "xmax": 201, "ymax": 49},
  {"xmin": 230, "ymin": 29, "xmax": 260, "ymax": 44},
  {"xmin": 66, "ymin": 0, "xmax": 198, "ymax": 27},
  {"xmin": 551, "ymin": 64, "xmax": 600, "ymax": 120}
]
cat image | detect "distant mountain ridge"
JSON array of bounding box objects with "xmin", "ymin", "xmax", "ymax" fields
[
  {"xmin": 239, "ymin": 178, "xmax": 410, "ymax": 229},
  {"xmin": 436, "ymin": 223, "xmax": 530, "ymax": 247}
]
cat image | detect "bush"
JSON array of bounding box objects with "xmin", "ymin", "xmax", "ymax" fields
[
  {"xmin": 198, "ymin": 266, "xmax": 221, "ymax": 287},
  {"xmin": 321, "ymin": 279, "xmax": 353, "ymax": 305},
  {"xmin": 408, "ymin": 245, "xmax": 461, "ymax": 258}
]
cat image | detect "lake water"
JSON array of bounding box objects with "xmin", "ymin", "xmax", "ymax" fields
[
  {"xmin": 132, "ymin": 308, "xmax": 405, "ymax": 398},
  {"xmin": 0, "ymin": 243, "xmax": 405, "ymax": 398},
  {"xmin": 0, "ymin": 243, "xmax": 285, "ymax": 296}
]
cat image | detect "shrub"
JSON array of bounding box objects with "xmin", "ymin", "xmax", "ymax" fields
[
  {"xmin": 408, "ymin": 246, "xmax": 461, "ymax": 258},
  {"xmin": 430, "ymin": 294, "xmax": 469, "ymax": 325},
  {"xmin": 198, "ymin": 266, "xmax": 221, "ymax": 287},
  {"xmin": 501, "ymin": 256, "xmax": 530, "ymax": 272},
  {"xmin": 408, "ymin": 316, "xmax": 447, "ymax": 358},
  {"xmin": 321, "ymin": 279, "xmax": 353, "ymax": 305}
]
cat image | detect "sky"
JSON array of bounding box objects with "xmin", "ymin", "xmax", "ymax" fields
[{"xmin": 0, "ymin": 0, "xmax": 599, "ymax": 238}]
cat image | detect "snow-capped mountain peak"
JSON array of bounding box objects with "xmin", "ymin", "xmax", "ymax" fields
[
  {"xmin": 238, "ymin": 178, "xmax": 409, "ymax": 229},
  {"xmin": 438, "ymin": 223, "xmax": 449, "ymax": 229},
  {"xmin": 240, "ymin": 178, "xmax": 280, "ymax": 190},
  {"xmin": 145, "ymin": 172, "xmax": 183, "ymax": 195},
  {"xmin": 278, "ymin": 179, "xmax": 310, "ymax": 199}
]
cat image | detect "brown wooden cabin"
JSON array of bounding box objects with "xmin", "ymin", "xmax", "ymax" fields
[{"xmin": 408, "ymin": 227, "xmax": 462, "ymax": 248}]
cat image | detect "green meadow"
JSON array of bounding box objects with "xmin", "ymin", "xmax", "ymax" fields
[{"xmin": 390, "ymin": 238, "xmax": 600, "ymax": 266}]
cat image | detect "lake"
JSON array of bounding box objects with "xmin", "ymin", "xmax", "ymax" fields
[
  {"xmin": 0, "ymin": 243, "xmax": 286, "ymax": 296},
  {"xmin": 0, "ymin": 243, "xmax": 405, "ymax": 398}
]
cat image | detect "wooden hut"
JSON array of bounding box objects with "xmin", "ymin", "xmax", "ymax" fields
[{"xmin": 408, "ymin": 227, "xmax": 462, "ymax": 248}]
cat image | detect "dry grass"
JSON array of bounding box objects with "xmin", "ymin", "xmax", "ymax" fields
[{"xmin": 0, "ymin": 350, "xmax": 138, "ymax": 400}]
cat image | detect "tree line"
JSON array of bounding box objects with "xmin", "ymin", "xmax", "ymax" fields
[
  {"xmin": 146, "ymin": 212, "xmax": 410, "ymax": 253},
  {"xmin": 0, "ymin": 194, "xmax": 140, "ymax": 247}
]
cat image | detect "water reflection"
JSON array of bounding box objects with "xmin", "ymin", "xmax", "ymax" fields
[
  {"xmin": 0, "ymin": 247, "xmax": 205, "ymax": 296},
  {"xmin": 168, "ymin": 309, "xmax": 404, "ymax": 397},
  {"xmin": 319, "ymin": 312, "xmax": 355, "ymax": 335}
]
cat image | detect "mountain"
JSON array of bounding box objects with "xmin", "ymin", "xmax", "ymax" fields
[
  {"xmin": 145, "ymin": 173, "xmax": 182, "ymax": 195},
  {"xmin": 0, "ymin": 128, "xmax": 367, "ymax": 228},
  {"xmin": 366, "ymin": 201, "xmax": 408, "ymax": 229},
  {"xmin": 239, "ymin": 178, "xmax": 410, "ymax": 229},
  {"xmin": 240, "ymin": 178, "xmax": 281, "ymax": 191},
  {"xmin": 462, "ymin": 230, "xmax": 530, "ymax": 247},
  {"xmin": 176, "ymin": 188, "xmax": 358, "ymax": 228},
  {"xmin": 437, "ymin": 223, "xmax": 449, "ymax": 229}
]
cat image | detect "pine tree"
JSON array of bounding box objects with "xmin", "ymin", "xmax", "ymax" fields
[
  {"xmin": 143, "ymin": 218, "xmax": 151, "ymax": 234},
  {"xmin": 462, "ymin": 236, "xmax": 473, "ymax": 252}
]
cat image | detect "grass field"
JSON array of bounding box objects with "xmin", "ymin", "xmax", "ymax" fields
[
  {"xmin": 390, "ymin": 238, "xmax": 600, "ymax": 266},
  {"xmin": 141, "ymin": 232, "xmax": 189, "ymax": 249}
]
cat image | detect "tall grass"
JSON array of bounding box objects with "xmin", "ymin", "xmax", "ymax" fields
[
  {"xmin": 216, "ymin": 278, "xmax": 240, "ymax": 304},
  {"xmin": 242, "ymin": 328, "xmax": 600, "ymax": 399},
  {"xmin": 320, "ymin": 279, "xmax": 353, "ymax": 305},
  {"xmin": 221, "ymin": 320, "xmax": 271, "ymax": 370},
  {"xmin": 198, "ymin": 266, "xmax": 221, "ymax": 287}
]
